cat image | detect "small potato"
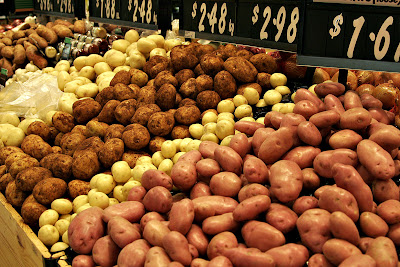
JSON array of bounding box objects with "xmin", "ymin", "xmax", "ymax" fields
[
  {"xmin": 39, "ymin": 209, "xmax": 59, "ymax": 227},
  {"xmin": 189, "ymin": 124, "xmax": 204, "ymax": 139},
  {"xmin": 161, "ymin": 140, "xmax": 177, "ymax": 159},
  {"xmin": 76, "ymin": 83, "xmax": 99, "ymax": 98},
  {"xmin": 275, "ymin": 85, "xmax": 291, "ymax": 95},
  {"xmin": 319, "ymin": 186, "xmax": 359, "ymax": 222},
  {"xmin": 242, "ymin": 220, "xmax": 285, "ymax": 252},
  {"xmin": 50, "ymin": 242, "xmax": 69, "ymax": 253},
  {"xmin": 89, "ymin": 192, "xmax": 109, "ymax": 209},
  {"xmin": 215, "ymin": 120, "xmax": 235, "ymax": 140},
  {"xmin": 38, "ymin": 225, "xmax": 60, "ymax": 246},
  {"xmin": 263, "ymin": 90, "xmax": 282, "ymax": 105},
  {"xmin": 202, "ymin": 112, "xmax": 218, "ymax": 125},
  {"xmin": 131, "ymin": 163, "xmax": 157, "ymax": 182},
  {"xmin": 55, "ymin": 219, "xmax": 70, "ymax": 235},
  {"xmin": 158, "ymin": 159, "xmax": 174, "ymax": 176},
  {"xmin": 210, "ymin": 172, "xmax": 241, "ymax": 197},
  {"xmin": 95, "ymin": 174, "xmax": 116, "ymax": 194},
  {"xmin": 51, "ymin": 199, "xmax": 73, "ymax": 215},
  {"xmin": 152, "ymin": 151, "xmax": 165, "ymax": 168},
  {"xmin": 72, "ymin": 195, "xmax": 89, "ymax": 213},
  {"xmin": 111, "ymin": 161, "xmax": 131, "ymax": 183},
  {"xmin": 265, "ymin": 244, "xmax": 309, "ymax": 267},
  {"xmin": 243, "ymin": 87, "xmax": 260, "ymax": 105},
  {"xmin": 234, "ymin": 105, "xmax": 252, "ymax": 119},
  {"xmin": 233, "ymin": 95, "xmax": 248, "ymax": 107},
  {"xmin": 217, "ymin": 100, "xmax": 235, "ymax": 113},
  {"xmin": 203, "ymin": 122, "xmax": 217, "ymax": 135},
  {"xmin": 143, "ymin": 186, "xmax": 173, "ymax": 213}
]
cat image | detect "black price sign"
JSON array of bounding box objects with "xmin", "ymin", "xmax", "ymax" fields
[
  {"xmin": 298, "ymin": 0, "xmax": 400, "ymax": 72},
  {"xmin": 34, "ymin": 0, "xmax": 54, "ymax": 13},
  {"xmin": 236, "ymin": 0, "xmax": 300, "ymax": 48},
  {"xmin": 90, "ymin": 0, "xmax": 121, "ymax": 20},
  {"xmin": 53, "ymin": 0, "xmax": 75, "ymax": 15},
  {"xmin": 120, "ymin": 0, "xmax": 158, "ymax": 25}
]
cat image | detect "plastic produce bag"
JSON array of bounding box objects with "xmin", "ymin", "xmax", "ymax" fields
[{"xmin": 0, "ymin": 72, "xmax": 63, "ymax": 120}]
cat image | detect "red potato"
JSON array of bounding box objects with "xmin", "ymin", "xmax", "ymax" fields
[
  {"xmin": 143, "ymin": 186, "xmax": 173, "ymax": 213},
  {"xmin": 145, "ymin": 246, "xmax": 171, "ymax": 267},
  {"xmin": 280, "ymin": 113, "xmax": 306, "ymax": 145},
  {"xmin": 234, "ymin": 121, "xmax": 264, "ymax": 136},
  {"xmin": 297, "ymin": 121, "xmax": 322, "ymax": 147},
  {"xmin": 108, "ymin": 217, "xmax": 141, "ymax": 248},
  {"xmin": 357, "ymin": 140, "xmax": 395, "ymax": 180},
  {"xmin": 264, "ymin": 111, "xmax": 284, "ymax": 128},
  {"xmin": 208, "ymin": 256, "xmax": 232, "ymax": 267},
  {"xmin": 293, "ymin": 100, "xmax": 319, "ymax": 119},
  {"xmin": 191, "ymin": 258, "xmax": 209, "ymax": 267},
  {"xmin": 294, "ymin": 88, "xmax": 325, "ymax": 111},
  {"xmin": 192, "ymin": 196, "xmax": 238, "ymax": 221},
  {"xmin": 207, "ymin": 231, "xmax": 238, "ymax": 259},
  {"xmin": 361, "ymin": 93, "xmax": 383, "ymax": 109},
  {"xmin": 372, "ymin": 179, "xmax": 399, "ymax": 203},
  {"xmin": 357, "ymin": 165, "xmax": 375, "ymax": 185},
  {"xmin": 169, "ymin": 262, "xmax": 184, "ymax": 267},
  {"xmin": 92, "ymin": 235, "xmax": 120, "ymax": 267},
  {"xmin": 314, "ymin": 185, "xmax": 335, "ymax": 199},
  {"xmin": 140, "ymin": 212, "xmax": 165, "ymax": 232},
  {"xmin": 309, "ymin": 110, "xmax": 341, "ymax": 129},
  {"xmin": 196, "ymin": 159, "xmax": 220, "ymax": 181},
  {"xmin": 322, "ymin": 239, "xmax": 362, "ymax": 266},
  {"xmin": 238, "ymin": 183, "xmax": 270, "ymax": 202},
  {"xmin": 233, "ymin": 195, "xmax": 271, "ymax": 222},
  {"xmin": 127, "ymin": 186, "xmax": 147, "ymax": 202},
  {"xmin": 366, "ymin": 237, "xmax": 398, "ymax": 267},
  {"xmin": 329, "ymin": 129, "xmax": 362, "ymax": 149},
  {"xmin": 186, "ymin": 224, "xmax": 209, "ymax": 256},
  {"xmin": 198, "ymin": 141, "xmax": 219, "ymax": 159},
  {"xmin": 258, "ymin": 127, "xmax": 294, "ymax": 164},
  {"xmin": 241, "ymin": 220, "xmax": 285, "ymax": 252},
  {"xmin": 297, "ymin": 208, "xmax": 331, "ymax": 253},
  {"xmin": 117, "ymin": 239, "xmax": 151, "ymax": 267},
  {"xmin": 313, "ymin": 149, "xmax": 358, "ymax": 178},
  {"xmin": 332, "ymin": 163, "xmax": 374, "ymax": 212},
  {"xmin": 214, "ymin": 146, "xmax": 243, "ymax": 175},
  {"xmin": 170, "ymin": 161, "xmax": 197, "ymax": 191},
  {"xmin": 369, "ymin": 108, "xmax": 391, "ymax": 124},
  {"xmin": 360, "ymin": 212, "xmax": 389, "ymax": 238},
  {"xmin": 369, "ymin": 125, "xmax": 400, "ymax": 152},
  {"xmin": 163, "ymin": 231, "xmax": 192, "ymax": 266},
  {"xmin": 202, "ymin": 212, "xmax": 239, "ymax": 235},
  {"xmin": 314, "ymin": 82, "xmax": 345, "ymax": 97},
  {"xmin": 252, "ymin": 127, "xmax": 275, "ymax": 156},
  {"xmin": 103, "ymin": 201, "xmax": 145, "ymax": 223},
  {"xmin": 324, "ymin": 94, "xmax": 345, "ymax": 115},
  {"xmin": 223, "ymin": 247, "xmax": 275, "ymax": 267},
  {"xmin": 340, "ymin": 107, "xmax": 372, "ymax": 130},
  {"xmin": 190, "ymin": 182, "xmax": 212, "ymax": 199},
  {"xmin": 265, "ymin": 243, "xmax": 309, "ymax": 267},
  {"xmin": 269, "ymin": 160, "xmax": 303, "ymax": 203},
  {"xmin": 377, "ymin": 200, "xmax": 400, "ymax": 224},
  {"xmin": 283, "ymin": 146, "xmax": 321, "ymax": 169},
  {"xmin": 177, "ymin": 150, "xmax": 202, "ymax": 164},
  {"xmin": 338, "ymin": 254, "xmax": 377, "ymax": 267},
  {"xmin": 344, "ymin": 90, "xmax": 363, "ymax": 110},
  {"xmin": 242, "ymin": 155, "xmax": 269, "ymax": 183},
  {"xmin": 318, "ymin": 186, "xmax": 359, "ymax": 222},
  {"xmin": 229, "ymin": 133, "xmax": 251, "ymax": 158},
  {"xmin": 329, "ymin": 211, "xmax": 360, "ymax": 245},
  {"xmin": 72, "ymin": 255, "xmax": 95, "ymax": 267},
  {"xmin": 293, "ymin": 196, "xmax": 319, "ymax": 215},
  {"xmin": 265, "ymin": 203, "xmax": 298, "ymax": 234},
  {"xmin": 209, "ymin": 172, "xmax": 241, "ymax": 197},
  {"xmin": 141, "ymin": 169, "xmax": 173, "ymax": 191},
  {"xmin": 168, "ymin": 198, "xmax": 194, "ymax": 235},
  {"xmin": 388, "ymin": 223, "xmax": 400, "ymax": 245},
  {"xmin": 68, "ymin": 207, "xmax": 105, "ymax": 254},
  {"xmin": 143, "ymin": 220, "xmax": 171, "ymax": 247},
  {"xmin": 302, "ymin": 168, "xmax": 320, "ymax": 190},
  {"xmin": 308, "ymin": 253, "xmax": 334, "ymax": 267}
]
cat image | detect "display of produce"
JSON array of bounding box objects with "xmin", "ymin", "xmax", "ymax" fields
[{"xmin": 0, "ymin": 13, "xmax": 400, "ymax": 267}]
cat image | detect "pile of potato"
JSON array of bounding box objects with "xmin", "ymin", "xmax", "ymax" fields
[{"xmin": 0, "ymin": 38, "xmax": 400, "ymax": 267}]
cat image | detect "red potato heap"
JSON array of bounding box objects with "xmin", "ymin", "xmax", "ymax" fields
[{"xmin": 68, "ymin": 82, "xmax": 400, "ymax": 267}]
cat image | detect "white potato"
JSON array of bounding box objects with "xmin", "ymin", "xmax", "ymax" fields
[
  {"xmin": 158, "ymin": 159, "xmax": 173, "ymax": 176},
  {"xmin": 79, "ymin": 66, "xmax": 96, "ymax": 80},
  {"xmin": 256, "ymin": 99, "xmax": 267, "ymax": 107},
  {"xmin": 18, "ymin": 118, "xmax": 43, "ymax": 134},
  {"xmin": 279, "ymin": 103, "xmax": 295, "ymax": 114},
  {"xmin": 152, "ymin": 151, "xmax": 165, "ymax": 168},
  {"xmin": 57, "ymin": 71, "xmax": 72, "ymax": 91},
  {"xmin": 69, "ymin": 66, "xmax": 77, "ymax": 73},
  {"xmin": 243, "ymin": 88, "xmax": 260, "ymax": 105},
  {"xmin": 38, "ymin": 225, "xmax": 60, "ymax": 246},
  {"xmin": 203, "ymin": 122, "xmax": 217, "ymax": 134},
  {"xmin": 0, "ymin": 139, "xmax": 4, "ymax": 148},
  {"xmin": 55, "ymin": 219, "xmax": 70, "ymax": 235},
  {"xmin": 218, "ymin": 112, "xmax": 234, "ymax": 120},
  {"xmin": 131, "ymin": 163, "xmax": 157, "ymax": 182},
  {"xmin": 275, "ymin": 85, "xmax": 291, "ymax": 95},
  {"xmin": 239, "ymin": 117, "xmax": 256, "ymax": 122},
  {"xmin": 96, "ymin": 71, "xmax": 115, "ymax": 84},
  {"xmin": 86, "ymin": 54, "xmax": 105, "ymax": 67},
  {"xmin": 90, "ymin": 173, "xmax": 102, "ymax": 189},
  {"xmin": 126, "ymin": 42, "xmax": 138, "ymax": 55},
  {"xmin": 233, "ymin": 95, "xmax": 248, "ymax": 107},
  {"xmin": 0, "ymin": 124, "xmax": 25, "ymax": 147},
  {"xmin": 217, "ymin": 100, "xmax": 235, "ymax": 113},
  {"xmin": 94, "ymin": 62, "xmax": 112, "ymax": 75},
  {"xmin": 270, "ymin": 73, "xmax": 287, "ymax": 88},
  {"xmin": 161, "ymin": 140, "xmax": 177, "ymax": 158},
  {"xmin": 74, "ymin": 76, "xmax": 92, "ymax": 84},
  {"xmin": 76, "ymin": 83, "xmax": 99, "ymax": 98},
  {"xmin": 172, "ymin": 139, "xmax": 182, "ymax": 152},
  {"xmin": 263, "ymin": 90, "xmax": 282, "ymax": 105},
  {"xmin": 96, "ymin": 174, "xmax": 116, "ymax": 194},
  {"xmin": 87, "ymin": 188, "xmax": 98, "ymax": 199},
  {"xmin": 0, "ymin": 112, "xmax": 19, "ymax": 126},
  {"xmin": 179, "ymin": 138, "xmax": 193, "ymax": 152},
  {"xmin": 109, "ymin": 198, "xmax": 119, "ymax": 206},
  {"xmin": 200, "ymin": 133, "xmax": 219, "ymax": 143},
  {"xmin": 42, "ymin": 67, "xmax": 55, "ymax": 74},
  {"xmin": 202, "ymin": 112, "xmax": 218, "ymax": 125},
  {"xmin": 122, "ymin": 180, "xmax": 141, "ymax": 198},
  {"xmin": 72, "ymin": 195, "xmax": 89, "ymax": 213},
  {"xmin": 55, "ymin": 60, "xmax": 70, "ymax": 72},
  {"xmin": 105, "ymin": 49, "xmax": 127, "ymax": 68},
  {"xmin": 50, "ymin": 71, "xmax": 59, "ymax": 76},
  {"xmin": 149, "ymin": 48, "xmax": 167, "ymax": 58},
  {"xmin": 125, "ymin": 29, "xmax": 140, "ymax": 43},
  {"xmin": 172, "ymin": 152, "xmax": 185, "ymax": 164},
  {"xmin": 98, "ymin": 77, "xmax": 113, "ymax": 91},
  {"xmin": 256, "ymin": 117, "xmax": 265, "ymax": 124},
  {"xmin": 113, "ymin": 185, "xmax": 125, "ymax": 202},
  {"xmin": 88, "ymin": 192, "xmax": 109, "ymax": 209},
  {"xmin": 129, "ymin": 51, "xmax": 146, "ymax": 69},
  {"xmin": 291, "ymin": 92, "xmax": 296, "ymax": 102},
  {"xmin": 59, "ymin": 214, "xmax": 71, "ymax": 222},
  {"xmin": 147, "ymin": 34, "xmax": 165, "ymax": 48},
  {"xmin": 51, "ymin": 199, "xmax": 73, "ymax": 215},
  {"xmin": 76, "ymin": 203, "xmax": 91, "ymax": 214},
  {"xmin": 50, "ymin": 242, "xmax": 69, "ymax": 252},
  {"xmin": 39, "ymin": 209, "xmax": 59, "ymax": 227},
  {"xmin": 111, "ymin": 161, "xmax": 131, "ymax": 183},
  {"xmin": 220, "ymin": 135, "xmax": 234, "ymax": 146},
  {"xmin": 112, "ymin": 39, "xmax": 131, "ymax": 53},
  {"xmin": 189, "ymin": 124, "xmax": 204, "ymax": 139},
  {"xmin": 308, "ymin": 84, "xmax": 317, "ymax": 96},
  {"xmin": 113, "ymin": 66, "xmax": 131, "ymax": 73},
  {"xmin": 137, "ymin": 38, "xmax": 157, "ymax": 54},
  {"xmin": 272, "ymin": 103, "xmax": 285, "ymax": 112},
  {"xmin": 70, "ymin": 72, "xmax": 79, "ymax": 79},
  {"xmin": 215, "ymin": 120, "xmax": 235, "ymax": 140},
  {"xmin": 186, "ymin": 140, "xmax": 202, "ymax": 151},
  {"xmin": 58, "ymin": 93, "xmax": 78, "ymax": 114},
  {"xmin": 164, "ymin": 39, "xmax": 182, "ymax": 51},
  {"xmin": 217, "ymin": 116, "xmax": 235, "ymax": 125},
  {"xmin": 64, "ymin": 80, "xmax": 84, "ymax": 94},
  {"xmin": 62, "ymin": 231, "xmax": 69, "ymax": 245},
  {"xmin": 136, "ymin": 156, "xmax": 153, "ymax": 166}
]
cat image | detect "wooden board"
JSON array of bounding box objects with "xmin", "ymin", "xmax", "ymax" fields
[{"xmin": 0, "ymin": 193, "xmax": 70, "ymax": 267}]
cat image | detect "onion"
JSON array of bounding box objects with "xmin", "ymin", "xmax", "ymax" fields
[
  {"xmin": 356, "ymin": 71, "xmax": 374, "ymax": 86},
  {"xmin": 312, "ymin": 68, "xmax": 330, "ymax": 84},
  {"xmin": 322, "ymin": 68, "xmax": 339, "ymax": 78},
  {"xmin": 389, "ymin": 73, "xmax": 400, "ymax": 88},
  {"xmin": 332, "ymin": 70, "xmax": 357, "ymax": 90},
  {"xmin": 355, "ymin": 84, "xmax": 375, "ymax": 95},
  {"xmin": 373, "ymin": 82, "xmax": 398, "ymax": 109},
  {"xmin": 373, "ymin": 72, "xmax": 391, "ymax": 86}
]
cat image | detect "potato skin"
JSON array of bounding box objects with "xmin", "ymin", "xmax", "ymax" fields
[
  {"xmin": 15, "ymin": 167, "xmax": 52, "ymax": 192},
  {"xmin": 209, "ymin": 172, "xmax": 241, "ymax": 197},
  {"xmin": 21, "ymin": 135, "xmax": 52, "ymax": 160},
  {"xmin": 200, "ymin": 54, "xmax": 224, "ymax": 77},
  {"xmin": 73, "ymin": 98, "xmax": 102, "ymax": 124},
  {"xmin": 196, "ymin": 90, "xmax": 221, "ymax": 111},
  {"xmin": 168, "ymin": 198, "xmax": 194, "ymax": 235},
  {"xmin": 143, "ymin": 220, "xmax": 170, "ymax": 247},
  {"xmin": 52, "ymin": 111, "xmax": 75, "ymax": 133},
  {"xmin": 233, "ymin": 195, "xmax": 271, "ymax": 222},
  {"xmin": 92, "ymin": 235, "xmax": 120, "ymax": 267},
  {"xmin": 163, "ymin": 231, "xmax": 192, "ymax": 266},
  {"xmin": 265, "ymin": 203, "xmax": 298, "ymax": 234},
  {"xmin": 60, "ymin": 132, "xmax": 86, "ymax": 156},
  {"xmin": 241, "ymin": 220, "xmax": 285, "ymax": 252},
  {"xmin": 329, "ymin": 211, "xmax": 360, "ymax": 245},
  {"xmin": 69, "ymin": 207, "xmax": 105, "ymax": 254},
  {"xmin": 174, "ymin": 105, "xmax": 201, "ymax": 125},
  {"xmin": 117, "ymin": 239, "xmax": 150, "ymax": 267},
  {"xmin": 192, "ymin": 196, "xmax": 238, "ymax": 221},
  {"xmin": 21, "ymin": 195, "xmax": 47, "ymax": 227},
  {"xmin": 0, "ymin": 146, "xmax": 23, "ymax": 165},
  {"xmin": 258, "ymin": 127, "xmax": 294, "ymax": 164},
  {"xmin": 322, "ymin": 238, "xmax": 362, "ymax": 266},
  {"xmin": 27, "ymin": 121, "xmax": 51, "ymax": 141},
  {"xmin": 329, "ymin": 129, "xmax": 362, "ymax": 149},
  {"xmin": 142, "ymin": 186, "xmax": 173, "ymax": 213},
  {"xmin": 122, "ymin": 124, "xmax": 151, "ymax": 150},
  {"xmin": 377, "ymin": 200, "xmax": 400, "ymax": 224},
  {"xmin": 269, "ymin": 160, "xmax": 303, "ymax": 203},
  {"xmin": 147, "ymin": 112, "xmax": 175, "ymax": 136},
  {"xmin": 223, "ymin": 57, "xmax": 257, "ymax": 83},
  {"xmin": 103, "ymin": 201, "xmax": 145, "ymax": 223},
  {"xmin": 265, "ymin": 244, "xmax": 309, "ymax": 267},
  {"xmin": 156, "ymin": 83, "xmax": 177, "ymax": 111},
  {"xmin": 282, "ymin": 146, "xmax": 321, "ymax": 169},
  {"xmin": 366, "ymin": 237, "xmax": 398, "ymax": 267},
  {"xmin": 340, "ymin": 107, "xmax": 372, "ymax": 130},
  {"xmin": 314, "ymin": 82, "xmax": 346, "ymax": 97},
  {"xmin": 98, "ymin": 138, "xmax": 124, "ymax": 168},
  {"xmin": 313, "ymin": 149, "xmax": 358, "ymax": 178},
  {"xmin": 5, "ymin": 180, "xmax": 28, "ymax": 207},
  {"xmin": 68, "ymin": 179, "xmax": 91, "ymax": 199},
  {"xmin": 207, "ymin": 231, "xmax": 238, "ymax": 260},
  {"xmin": 213, "ymin": 71, "xmax": 237, "ymax": 99},
  {"xmin": 141, "ymin": 169, "xmax": 173, "ymax": 191},
  {"xmin": 32, "ymin": 177, "xmax": 67, "ymax": 205},
  {"xmin": 171, "ymin": 125, "xmax": 190, "ymax": 139},
  {"xmin": 130, "ymin": 104, "xmax": 161, "ymax": 126},
  {"xmin": 72, "ymin": 150, "xmax": 100, "ymax": 180}
]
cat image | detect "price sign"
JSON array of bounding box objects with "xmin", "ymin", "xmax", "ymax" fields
[
  {"xmin": 34, "ymin": 0, "xmax": 54, "ymax": 13},
  {"xmin": 120, "ymin": 0, "xmax": 158, "ymax": 26},
  {"xmin": 53, "ymin": 0, "xmax": 75, "ymax": 15},
  {"xmin": 298, "ymin": 0, "xmax": 400, "ymax": 72},
  {"xmin": 236, "ymin": 0, "xmax": 300, "ymax": 50},
  {"xmin": 90, "ymin": 0, "xmax": 121, "ymax": 20}
]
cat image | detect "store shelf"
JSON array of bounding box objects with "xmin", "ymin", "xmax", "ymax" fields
[{"xmin": 0, "ymin": 193, "xmax": 69, "ymax": 267}]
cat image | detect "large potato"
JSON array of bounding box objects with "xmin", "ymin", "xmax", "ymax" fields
[
  {"xmin": 265, "ymin": 203, "xmax": 298, "ymax": 234},
  {"xmin": 241, "ymin": 220, "xmax": 285, "ymax": 252},
  {"xmin": 366, "ymin": 237, "xmax": 398, "ymax": 267},
  {"xmin": 108, "ymin": 216, "xmax": 141, "ymax": 248},
  {"xmin": 168, "ymin": 198, "xmax": 194, "ymax": 235},
  {"xmin": 269, "ymin": 160, "xmax": 303, "ymax": 203},
  {"xmin": 103, "ymin": 201, "xmax": 145, "ymax": 223}
]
